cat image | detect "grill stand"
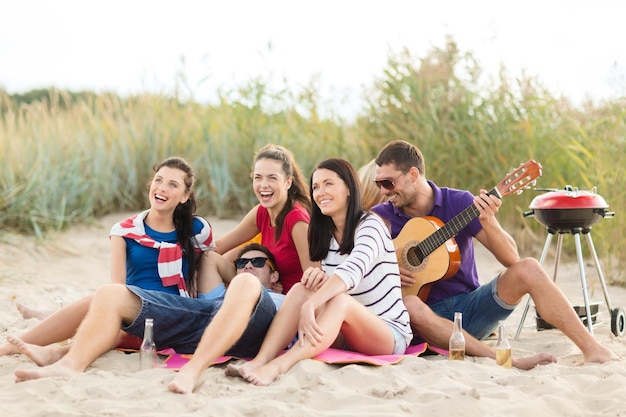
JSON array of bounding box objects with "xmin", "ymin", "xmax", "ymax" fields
[{"xmin": 515, "ymin": 227, "xmax": 625, "ymax": 339}]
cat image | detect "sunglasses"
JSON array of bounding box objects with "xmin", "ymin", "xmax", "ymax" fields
[
  {"xmin": 374, "ymin": 173, "xmax": 404, "ymax": 190},
  {"xmin": 234, "ymin": 257, "xmax": 275, "ymax": 271}
]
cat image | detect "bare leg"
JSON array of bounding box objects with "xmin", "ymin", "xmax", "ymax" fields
[
  {"xmin": 242, "ymin": 293, "xmax": 394, "ymax": 386},
  {"xmin": 6, "ymin": 335, "xmax": 70, "ymax": 366},
  {"xmin": 498, "ymin": 258, "xmax": 617, "ymax": 364},
  {"xmin": 168, "ymin": 273, "xmax": 262, "ymax": 394},
  {"xmin": 404, "ymin": 295, "xmax": 557, "ymax": 370},
  {"xmin": 225, "ymin": 283, "xmax": 310, "ymax": 379},
  {"xmin": 16, "ymin": 303, "xmax": 53, "ymax": 321},
  {"xmin": 0, "ymin": 296, "xmax": 92, "ymax": 357},
  {"xmin": 14, "ymin": 284, "xmax": 141, "ymax": 382}
]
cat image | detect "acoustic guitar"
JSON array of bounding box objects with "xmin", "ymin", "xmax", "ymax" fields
[{"xmin": 394, "ymin": 160, "xmax": 542, "ymax": 301}]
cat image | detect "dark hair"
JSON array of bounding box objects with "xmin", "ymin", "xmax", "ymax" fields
[
  {"xmin": 375, "ymin": 140, "xmax": 426, "ymax": 175},
  {"xmin": 151, "ymin": 156, "xmax": 200, "ymax": 294},
  {"xmin": 237, "ymin": 242, "xmax": 278, "ymax": 272},
  {"xmin": 253, "ymin": 144, "xmax": 311, "ymax": 240},
  {"xmin": 308, "ymin": 158, "xmax": 365, "ymax": 260}
]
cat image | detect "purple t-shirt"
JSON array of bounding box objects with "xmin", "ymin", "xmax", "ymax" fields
[{"xmin": 371, "ymin": 180, "xmax": 482, "ymax": 305}]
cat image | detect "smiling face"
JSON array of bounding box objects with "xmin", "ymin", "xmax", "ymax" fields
[
  {"xmin": 148, "ymin": 166, "xmax": 190, "ymax": 213},
  {"xmin": 235, "ymin": 249, "xmax": 278, "ymax": 289},
  {"xmin": 374, "ymin": 163, "xmax": 415, "ymax": 209},
  {"xmin": 252, "ymin": 158, "xmax": 292, "ymax": 211},
  {"xmin": 311, "ymin": 168, "xmax": 349, "ymax": 220}
]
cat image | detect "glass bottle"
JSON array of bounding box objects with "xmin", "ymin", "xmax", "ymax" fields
[
  {"xmin": 495, "ymin": 320, "xmax": 512, "ymax": 368},
  {"xmin": 448, "ymin": 312, "xmax": 465, "ymax": 361},
  {"xmin": 55, "ymin": 296, "xmax": 71, "ymax": 345},
  {"xmin": 55, "ymin": 296, "xmax": 64, "ymax": 310},
  {"xmin": 139, "ymin": 318, "xmax": 157, "ymax": 370}
]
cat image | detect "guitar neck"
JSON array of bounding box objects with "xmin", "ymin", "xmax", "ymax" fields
[{"xmin": 418, "ymin": 187, "xmax": 500, "ymax": 258}]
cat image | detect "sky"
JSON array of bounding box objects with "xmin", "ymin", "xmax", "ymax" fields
[{"xmin": 2, "ymin": 0, "xmax": 625, "ymax": 119}]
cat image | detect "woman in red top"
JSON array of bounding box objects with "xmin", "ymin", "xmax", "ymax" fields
[{"xmin": 216, "ymin": 144, "xmax": 317, "ymax": 293}]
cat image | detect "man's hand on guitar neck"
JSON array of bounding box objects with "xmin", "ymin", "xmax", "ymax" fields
[{"xmin": 473, "ymin": 189, "xmax": 502, "ymax": 223}]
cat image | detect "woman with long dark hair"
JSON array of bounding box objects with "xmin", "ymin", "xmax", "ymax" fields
[
  {"xmin": 226, "ymin": 158, "xmax": 413, "ymax": 385},
  {"xmin": 1, "ymin": 156, "xmax": 220, "ymax": 357}
]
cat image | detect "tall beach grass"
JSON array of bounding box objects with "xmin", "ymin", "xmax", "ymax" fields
[{"xmin": 1, "ymin": 40, "xmax": 625, "ymax": 284}]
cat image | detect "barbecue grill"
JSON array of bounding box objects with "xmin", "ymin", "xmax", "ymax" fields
[
  {"xmin": 527, "ymin": 186, "xmax": 613, "ymax": 232},
  {"xmin": 515, "ymin": 185, "xmax": 625, "ymax": 338}
]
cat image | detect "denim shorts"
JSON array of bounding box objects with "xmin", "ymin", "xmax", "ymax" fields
[
  {"xmin": 391, "ymin": 325, "xmax": 409, "ymax": 355},
  {"xmin": 428, "ymin": 274, "xmax": 517, "ymax": 340},
  {"xmin": 123, "ymin": 285, "xmax": 276, "ymax": 356}
]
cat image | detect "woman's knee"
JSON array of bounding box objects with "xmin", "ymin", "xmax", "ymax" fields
[
  {"xmin": 287, "ymin": 282, "xmax": 314, "ymax": 300},
  {"xmin": 227, "ymin": 273, "xmax": 262, "ymax": 298},
  {"xmin": 92, "ymin": 284, "xmax": 135, "ymax": 307},
  {"xmin": 327, "ymin": 292, "xmax": 350, "ymax": 310},
  {"xmin": 92, "ymin": 284, "xmax": 141, "ymax": 320}
]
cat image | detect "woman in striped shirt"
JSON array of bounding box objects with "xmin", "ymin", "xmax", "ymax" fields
[{"xmin": 226, "ymin": 158, "xmax": 412, "ymax": 385}]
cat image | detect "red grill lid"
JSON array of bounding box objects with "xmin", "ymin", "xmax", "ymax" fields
[{"xmin": 529, "ymin": 186, "xmax": 609, "ymax": 210}]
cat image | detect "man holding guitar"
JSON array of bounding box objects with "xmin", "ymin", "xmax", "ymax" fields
[{"xmin": 371, "ymin": 140, "xmax": 616, "ymax": 367}]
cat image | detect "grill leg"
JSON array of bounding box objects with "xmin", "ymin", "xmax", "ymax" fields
[
  {"xmin": 585, "ymin": 232, "xmax": 614, "ymax": 312},
  {"xmin": 574, "ymin": 229, "xmax": 594, "ymax": 334},
  {"xmin": 515, "ymin": 232, "xmax": 554, "ymax": 339}
]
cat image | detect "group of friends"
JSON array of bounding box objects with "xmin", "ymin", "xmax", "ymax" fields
[{"xmin": 2, "ymin": 140, "xmax": 618, "ymax": 394}]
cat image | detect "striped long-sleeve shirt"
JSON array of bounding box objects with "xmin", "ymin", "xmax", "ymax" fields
[{"xmin": 322, "ymin": 213, "xmax": 413, "ymax": 346}]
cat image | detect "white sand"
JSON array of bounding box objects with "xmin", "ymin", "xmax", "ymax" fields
[{"xmin": 1, "ymin": 213, "xmax": 625, "ymax": 417}]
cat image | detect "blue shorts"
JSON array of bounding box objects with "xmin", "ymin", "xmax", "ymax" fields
[
  {"xmin": 123, "ymin": 285, "xmax": 276, "ymax": 356},
  {"xmin": 341, "ymin": 325, "xmax": 408, "ymax": 355},
  {"xmin": 391, "ymin": 325, "xmax": 409, "ymax": 355},
  {"xmin": 428, "ymin": 275, "xmax": 517, "ymax": 340}
]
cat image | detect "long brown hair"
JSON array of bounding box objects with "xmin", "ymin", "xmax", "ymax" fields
[
  {"xmin": 252, "ymin": 144, "xmax": 311, "ymax": 240},
  {"xmin": 308, "ymin": 158, "xmax": 366, "ymax": 260},
  {"xmin": 151, "ymin": 156, "xmax": 201, "ymax": 294}
]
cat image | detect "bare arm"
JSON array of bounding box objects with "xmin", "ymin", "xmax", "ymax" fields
[
  {"xmin": 291, "ymin": 220, "xmax": 320, "ymax": 271},
  {"xmin": 298, "ymin": 269, "xmax": 348, "ymax": 344},
  {"xmin": 215, "ymin": 206, "xmax": 260, "ymax": 261},
  {"xmin": 109, "ymin": 236, "xmax": 127, "ymax": 285},
  {"xmin": 473, "ymin": 190, "xmax": 519, "ymax": 267},
  {"xmin": 194, "ymin": 250, "xmax": 236, "ymax": 294}
]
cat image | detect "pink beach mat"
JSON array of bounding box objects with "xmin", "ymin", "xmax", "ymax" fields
[{"xmin": 160, "ymin": 342, "xmax": 446, "ymax": 369}]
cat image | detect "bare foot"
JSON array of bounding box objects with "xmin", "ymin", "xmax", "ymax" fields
[
  {"xmin": 0, "ymin": 342, "xmax": 20, "ymax": 356},
  {"xmin": 16, "ymin": 303, "xmax": 52, "ymax": 321},
  {"xmin": 512, "ymin": 352, "xmax": 558, "ymax": 370},
  {"xmin": 583, "ymin": 345, "xmax": 619, "ymax": 364},
  {"xmin": 7, "ymin": 335, "xmax": 69, "ymax": 366},
  {"xmin": 225, "ymin": 360, "xmax": 264, "ymax": 379},
  {"xmin": 15, "ymin": 360, "xmax": 78, "ymax": 383},
  {"xmin": 168, "ymin": 367, "xmax": 202, "ymax": 394},
  {"xmin": 241, "ymin": 362, "xmax": 282, "ymax": 386}
]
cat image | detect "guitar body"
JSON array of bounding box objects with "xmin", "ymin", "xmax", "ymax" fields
[
  {"xmin": 394, "ymin": 216, "xmax": 461, "ymax": 301},
  {"xmin": 392, "ymin": 160, "xmax": 542, "ymax": 302}
]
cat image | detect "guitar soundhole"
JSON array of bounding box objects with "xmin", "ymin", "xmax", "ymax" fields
[{"xmin": 403, "ymin": 241, "xmax": 427, "ymax": 272}]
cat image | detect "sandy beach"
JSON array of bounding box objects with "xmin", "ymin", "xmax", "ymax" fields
[{"xmin": 1, "ymin": 213, "xmax": 626, "ymax": 417}]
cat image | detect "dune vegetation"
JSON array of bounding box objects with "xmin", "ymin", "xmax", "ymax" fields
[{"xmin": 1, "ymin": 39, "xmax": 624, "ymax": 283}]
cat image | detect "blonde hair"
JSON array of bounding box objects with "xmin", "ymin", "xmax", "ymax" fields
[{"xmin": 358, "ymin": 159, "xmax": 386, "ymax": 210}]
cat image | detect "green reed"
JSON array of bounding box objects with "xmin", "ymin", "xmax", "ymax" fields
[
  {"xmin": 1, "ymin": 39, "xmax": 624, "ymax": 284},
  {"xmin": 357, "ymin": 40, "xmax": 626, "ymax": 283}
]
